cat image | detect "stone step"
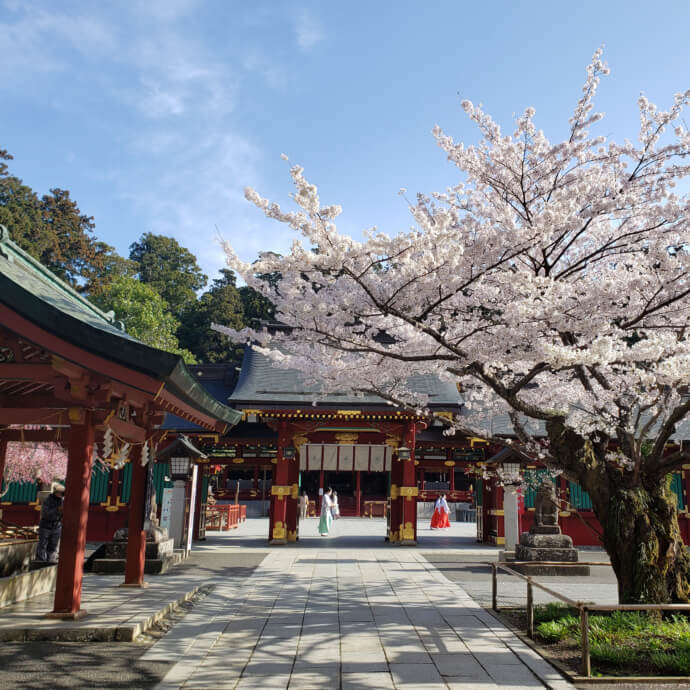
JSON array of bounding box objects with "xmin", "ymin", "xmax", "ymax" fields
[
  {"xmin": 91, "ymin": 553, "xmax": 182, "ymax": 575},
  {"xmin": 515, "ymin": 546, "xmax": 579, "ymax": 562},
  {"xmin": 511, "ymin": 563, "xmax": 591, "ymax": 576}
]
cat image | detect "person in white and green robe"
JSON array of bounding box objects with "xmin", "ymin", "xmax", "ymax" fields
[{"xmin": 319, "ymin": 488, "xmax": 333, "ymax": 536}]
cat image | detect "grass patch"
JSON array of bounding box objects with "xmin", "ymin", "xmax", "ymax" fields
[{"xmin": 531, "ymin": 606, "xmax": 690, "ymax": 676}]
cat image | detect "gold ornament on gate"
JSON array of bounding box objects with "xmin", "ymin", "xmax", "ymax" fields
[{"xmin": 335, "ymin": 432, "xmax": 358, "ymax": 444}]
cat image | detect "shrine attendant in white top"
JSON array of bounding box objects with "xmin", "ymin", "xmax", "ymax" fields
[
  {"xmin": 319, "ymin": 488, "xmax": 333, "ymax": 536},
  {"xmin": 430, "ymin": 493, "xmax": 451, "ymax": 529}
]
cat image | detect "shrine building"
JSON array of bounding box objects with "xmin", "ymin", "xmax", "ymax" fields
[
  {"xmin": 166, "ymin": 347, "xmax": 482, "ymax": 545},
  {"xmin": 0, "ymin": 227, "xmax": 241, "ymax": 617},
  {"xmin": 1, "ymin": 222, "xmax": 688, "ymax": 557}
]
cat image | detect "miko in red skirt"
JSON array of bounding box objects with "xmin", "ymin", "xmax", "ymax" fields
[{"xmin": 430, "ymin": 493, "xmax": 451, "ymax": 529}]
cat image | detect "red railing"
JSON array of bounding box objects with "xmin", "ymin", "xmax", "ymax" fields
[
  {"xmin": 206, "ymin": 503, "xmax": 248, "ymax": 531},
  {"xmin": 418, "ymin": 489, "xmax": 474, "ymax": 503}
]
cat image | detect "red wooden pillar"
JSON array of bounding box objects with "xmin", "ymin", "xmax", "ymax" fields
[
  {"xmin": 0, "ymin": 438, "xmax": 7, "ymax": 510},
  {"xmin": 268, "ymin": 422, "xmax": 289, "ymax": 544},
  {"xmin": 123, "ymin": 446, "xmax": 147, "ymax": 587},
  {"xmin": 253, "ymin": 464, "xmax": 259, "ymax": 493},
  {"xmin": 285, "ymin": 443, "xmax": 299, "ymax": 542},
  {"xmin": 494, "ymin": 480, "xmax": 505, "ymax": 545},
  {"xmin": 318, "ymin": 468, "xmax": 325, "ymax": 513},
  {"xmin": 389, "ymin": 443, "xmax": 403, "ymax": 542},
  {"xmin": 355, "ymin": 470, "xmax": 361, "ymax": 517},
  {"xmin": 399, "ymin": 422, "xmax": 418, "ymax": 545},
  {"xmin": 193, "ymin": 463, "xmax": 208, "ymax": 541},
  {"xmin": 50, "ymin": 412, "xmax": 94, "ymax": 618}
]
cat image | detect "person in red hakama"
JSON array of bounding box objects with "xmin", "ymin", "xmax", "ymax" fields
[{"xmin": 430, "ymin": 493, "xmax": 451, "ymax": 529}]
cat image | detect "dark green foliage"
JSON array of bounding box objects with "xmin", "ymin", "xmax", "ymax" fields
[
  {"xmin": 533, "ymin": 602, "xmax": 579, "ymax": 625},
  {"xmin": 238, "ymin": 284, "xmax": 275, "ymax": 325},
  {"xmin": 129, "ymin": 233, "xmax": 207, "ymax": 317},
  {"xmin": 1, "ymin": 147, "xmax": 277, "ymax": 366},
  {"xmin": 178, "ymin": 269, "xmax": 244, "ymax": 364},
  {"xmin": 0, "ymin": 149, "xmax": 132, "ymax": 291}
]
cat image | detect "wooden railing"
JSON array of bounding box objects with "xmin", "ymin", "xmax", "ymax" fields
[
  {"xmin": 490, "ymin": 561, "xmax": 690, "ymax": 677},
  {"xmin": 363, "ymin": 500, "xmax": 388, "ymax": 518}
]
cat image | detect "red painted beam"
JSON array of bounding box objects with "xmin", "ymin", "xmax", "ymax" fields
[
  {"xmin": 0, "ymin": 306, "xmax": 222, "ymax": 431},
  {"xmin": 0, "ymin": 363, "xmax": 57, "ymax": 380},
  {"xmin": 0, "ymin": 408, "xmax": 69, "ymax": 425},
  {"xmin": 108, "ymin": 417, "xmax": 146, "ymax": 443}
]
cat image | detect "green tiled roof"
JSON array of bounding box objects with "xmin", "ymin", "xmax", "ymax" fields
[
  {"xmin": 229, "ymin": 346, "xmax": 462, "ymax": 409},
  {"xmin": 0, "ymin": 226, "xmax": 240, "ymax": 428}
]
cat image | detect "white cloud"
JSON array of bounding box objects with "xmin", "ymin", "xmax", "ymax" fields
[
  {"xmin": 116, "ymin": 130, "xmax": 294, "ymax": 278},
  {"xmin": 0, "ymin": 3, "xmax": 116, "ymax": 81},
  {"xmin": 293, "ymin": 9, "xmax": 324, "ymax": 51},
  {"xmin": 242, "ymin": 51, "xmax": 289, "ymax": 91},
  {"xmin": 1, "ymin": 1, "xmax": 295, "ymax": 278},
  {"xmin": 131, "ymin": 0, "xmax": 199, "ymax": 23}
]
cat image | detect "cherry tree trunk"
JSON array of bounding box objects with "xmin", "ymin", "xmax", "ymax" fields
[
  {"xmin": 594, "ymin": 481, "xmax": 690, "ymax": 604},
  {"xmin": 547, "ymin": 421, "xmax": 690, "ymax": 604}
]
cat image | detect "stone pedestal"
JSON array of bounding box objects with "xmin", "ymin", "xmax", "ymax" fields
[
  {"xmin": 514, "ymin": 526, "xmax": 590, "ymax": 575},
  {"xmin": 90, "ymin": 527, "xmax": 180, "ymax": 575}
]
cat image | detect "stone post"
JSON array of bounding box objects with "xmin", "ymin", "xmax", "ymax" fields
[
  {"xmin": 503, "ymin": 484, "xmax": 519, "ymax": 555},
  {"xmin": 169, "ymin": 479, "xmax": 187, "ymax": 549}
]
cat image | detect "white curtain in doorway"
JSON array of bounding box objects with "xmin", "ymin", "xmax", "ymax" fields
[
  {"xmin": 339, "ymin": 445, "xmax": 354, "ymax": 471},
  {"xmin": 301, "ymin": 444, "xmax": 393, "ymax": 472},
  {"xmin": 370, "ymin": 445, "xmax": 384, "ymax": 472},
  {"xmin": 353, "ymin": 445, "xmax": 369, "ymax": 471},
  {"xmin": 323, "ymin": 444, "xmax": 338, "ymax": 470},
  {"xmin": 306, "ymin": 444, "xmax": 322, "ymax": 470}
]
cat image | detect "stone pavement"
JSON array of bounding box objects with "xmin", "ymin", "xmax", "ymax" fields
[
  {"xmin": 424, "ymin": 552, "xmax": 618, "ymax": 609},
  {"xmin": 0, "ymin": 546, "xmax": 266, "ymax": 642},
  {"xmin": 149, "ymin": 518, "xmax": 574, "ymax": 689},
  {"xmin": 0, "ymin": 573, "xmax": 202, "ymax": 642}
]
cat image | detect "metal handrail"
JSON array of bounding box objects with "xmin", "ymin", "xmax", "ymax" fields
[{"xmin": 489, "ymin": 560, "xmax": 690, "ymax": 677}]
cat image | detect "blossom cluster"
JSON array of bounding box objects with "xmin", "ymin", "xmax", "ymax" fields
[{"xmin": 218, "ymin": 50, "xmax": 690, "ymax": 475}]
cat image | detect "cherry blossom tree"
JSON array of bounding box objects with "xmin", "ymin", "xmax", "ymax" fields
[
  {"xmin": 218, "ymin": 50, "xmax": 690, "ymax": 603},
  {"xmin": 2, "ymin": 441, "xmax": 67, "ymax": 491}
]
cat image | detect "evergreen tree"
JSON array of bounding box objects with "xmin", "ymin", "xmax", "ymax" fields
[
  {"xmin": 129, "ymin": 233, "xmax": 207, "ymax": 318},
  {"xmin": 91, "ymin": 276, "xmax": 196, "ymax": 363},
  {"xmin": 0, "ymin": 149, "xmax": 131, "ymax": 290},
  {"xmin": 179, "ymin": 269, "xmax": 244, "ymax": 363}
]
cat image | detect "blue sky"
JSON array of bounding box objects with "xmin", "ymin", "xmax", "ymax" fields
[{"xmin": 3, "ymin": 0, "xmax": 690, "ymax": 284}]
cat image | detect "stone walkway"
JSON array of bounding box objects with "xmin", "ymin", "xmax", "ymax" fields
[
  {"xmin": 0, "ymin": 546, "xmax": 266, "ymax": 642},
  {"xmin": 0, "ymin": 572, "xmax": 203, "ymax": 642},
  {"xmin": 149, "ymin": 520, "xmax": 573, "ymax": 689}
]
